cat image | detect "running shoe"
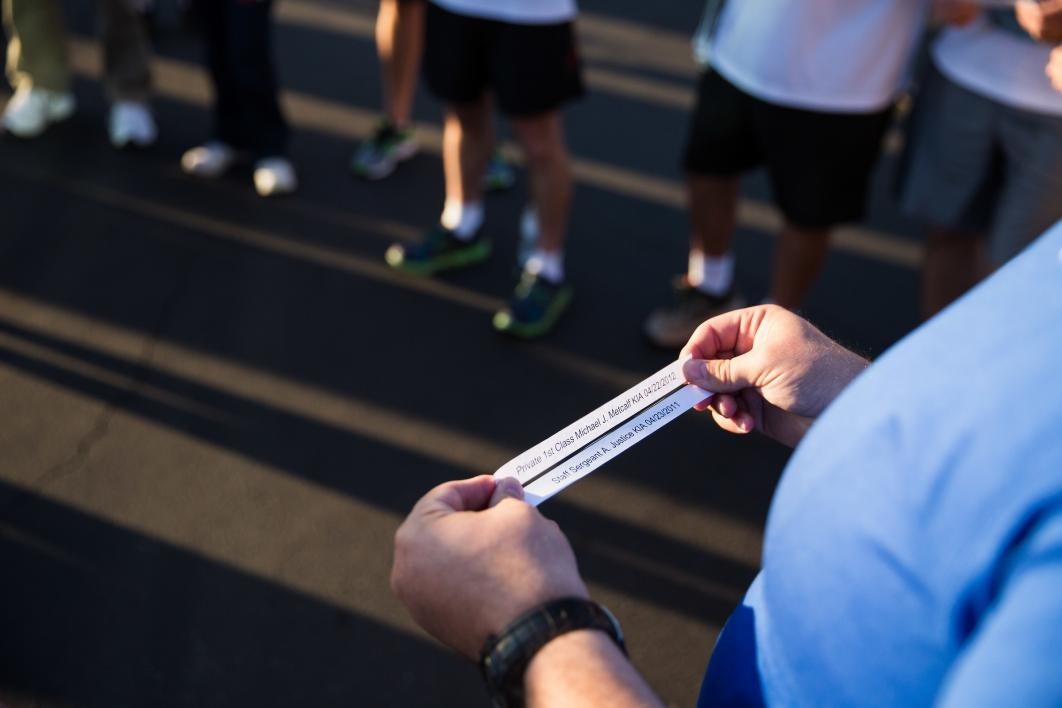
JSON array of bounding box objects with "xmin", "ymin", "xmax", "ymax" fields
[
  {"xmin": 254, "ymin": 156, "xmax": 298, "ymax": 197},
  {"xmin": 643, "ymin": 276, "xmax": 745, "ymax": 349},
  {"xmin": 109, "ymin": 101, "xmax": 157, "ymax": 148},
  {"xmin": 385, "ymin": 225, "xmax": 491, "ymax": 275},
  {"xmin": 181, "ymin": 141, "xmax": 236, "ymax": 178},
  {"xmin": 493, "ymin": 270, "xmax": 573, "ymax": 338},
  {"xmin": 2, "ymin": 85, "xmax": 75, "ymax": 138},
  {"xmin": 352, "ymin": 121, "xmax": 418, "ymax": 180},
  {"xmin": 483, "ymin": 149, "xmax": 517, "ymax": 192}
]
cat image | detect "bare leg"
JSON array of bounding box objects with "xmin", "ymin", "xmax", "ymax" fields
[
  {"xmin": 509, "ymin": 111, "xmax": 572, "ymax": 253},
  {"xmin": 443, "ymin": 96, "xmax": 492, "ymax": 205},
  {"xmin": 688, "ymin": 175, "xmax": 739, "ymax": 257},
  {"xmin": 921, "ymin": 228, "xmax": 985, "ymax": 319},
  {"xmin": 769, "ymin": 224, "xmax": 830, "ymax": 309},
  {"xmin": 376, "ymin": 0, "xmax": 424, "ymax": 128}
]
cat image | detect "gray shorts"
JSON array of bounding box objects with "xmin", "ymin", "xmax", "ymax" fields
[{"xmin": 898, "ymin": 63, "xmax": 1062, "ymax": 265}]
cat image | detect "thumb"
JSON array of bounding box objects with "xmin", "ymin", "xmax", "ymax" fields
[
  {"xmin": 488, "ymin": 476, "xmax": 525, "ymax": 507},
  {"xmin": 418, "ymin": 475, "xmax": 498, "ymax": 515},
  {"xmin": 683, "ymin": 355, "xmax": 755, "ymax": 394}
]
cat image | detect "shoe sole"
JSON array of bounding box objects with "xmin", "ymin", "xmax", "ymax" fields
[
  {"xmin": 112, "ymin": 135, "xmax": 157, "ymax": 150},
  {"xmin": 3, "ymin": 106, "xmax": 75, "ymax": 139},
  {"xmin": 493, "ymin": 287, "xmax": 573, "ymax": 339},
  {"xmin": 386, "ymin": 239, "xmax": 492, "ymax": 276},
  {"xmin": 182, "ymin": 160, "xmax": 235, "ymax": 179}
]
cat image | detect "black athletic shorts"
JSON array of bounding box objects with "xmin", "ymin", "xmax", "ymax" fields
[
  {"xmin": 423, "ymin": 3, "xmax": 584, "ymax": 117},
  {"xmin": 683, "ymin": 69, "xmax": 893, "ymax": 229}
]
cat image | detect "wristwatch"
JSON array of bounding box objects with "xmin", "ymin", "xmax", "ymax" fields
[{"xmin": 479, "ymin": 597, "xmax": 626, "ymax": 708}]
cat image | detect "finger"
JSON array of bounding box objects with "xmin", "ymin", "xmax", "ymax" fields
[
  {"xmin": 415, "ymin": 475, "xmax": 497, "ymax": 516},
  {"xmin": 709, "ymin": 393, "xmax": 739, "ymax": 419},
  {"xmin": 679, "ymin": 306, "xmax": 768, "ymax": 359},
  {"xmin": 683, "ymin": 354, "xmax": 756, "ymax": 394},
  {"xmin": 710, "ymin": 408, "xmax": 752, "ymax": 435},
  {"xmin": 488, "ymin": 476, "xmax": 525, "ymax": 507}
]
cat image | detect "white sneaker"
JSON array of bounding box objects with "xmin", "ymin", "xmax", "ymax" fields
[
  {"xmin": 1, "ymin": 85, "xmax": 76, "ymax": 138},
  {"xmin": 181, "ymin": 141, "xmax": 236, "ymax": 178},
  {"xmin": 253, "ymin": 157, "xmax": 297, "ymax": 197},
  {"xmin": 109, "ymin": 101, "xmax": 157, "ymax": 148}
]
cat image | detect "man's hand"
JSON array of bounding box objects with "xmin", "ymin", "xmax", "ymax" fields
[
  {"xmin": 932, "ymin": 0, "xmax": 981, "ymax": 26},
  {"xmin": 391, "ymin": 475, "xmax": 588, "ymax": 660},
  {"xmin": 681, "ymin": 305, "xmax": 868, "ymax": 447},
  {"xmin": 1048, "ymin": 45, "xmax": 1062, "ymax": 91},
  {"xmin": 1017, "ymin": 0, "xmax": 1062, "ymax": 43}
]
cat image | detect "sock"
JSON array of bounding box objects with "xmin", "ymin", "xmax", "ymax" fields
[
  {"xmin": 525, "ymin": 248, "xmax": 565, "ymax": 284},
  {"xmin": 688, "ymin": 249, "xmax": 734, "ymax": 296},
  {"xmin": 440, "ymin": 200, "xmax": 484, "ymax": 240}
]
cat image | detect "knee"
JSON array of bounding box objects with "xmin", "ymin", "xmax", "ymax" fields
[
  {"xmin": 519, "ymin": 126, "xmax": 567, "ymax": 169},
  {"xmin": 449, "ymin": 101, "xmax": 491, "ymax": 136}
]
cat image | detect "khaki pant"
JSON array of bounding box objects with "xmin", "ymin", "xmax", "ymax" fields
[{"xmin": 3, "ymin": 0, "xmax": 151, "ymax": 101}]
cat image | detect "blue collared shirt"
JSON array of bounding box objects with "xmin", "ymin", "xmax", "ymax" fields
[{"xmin": 699, "ymin": 222, "xmax": 1062, "ymax": 706}]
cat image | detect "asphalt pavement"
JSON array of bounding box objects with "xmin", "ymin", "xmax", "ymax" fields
[{"xmin": 0, "ymin": 1, "xmax": 924, "ymax": 706}]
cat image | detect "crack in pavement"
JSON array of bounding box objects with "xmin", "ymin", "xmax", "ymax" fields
[{"xmin": 0, "ymin": 256, "xmax": 199, "ymax": 515}]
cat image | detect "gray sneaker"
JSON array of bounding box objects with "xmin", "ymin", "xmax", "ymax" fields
[
  {"xmin": 352, "ymin": 121, "xmax": 418, "ymax": 180},
  {"xmin": 644, "ymin": 276, "xmax": 745, "ymax": 349}
]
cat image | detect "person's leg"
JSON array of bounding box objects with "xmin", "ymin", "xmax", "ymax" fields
[
  {"xmin": 3, "ymin": 0, "xmax": 69, "ymax": 93},
  {"xmin": 687, "ymin": 174, "xmax": 739, "ymax": 292},
  {"xmin": 438, "ymin": 96, "xmax": 492, "ymax": 238},
  {"xmin": 492, "ymin": 106, "xmax": 577, "ymax": 336},
  {"xmin": 376, "ymin": 0, "xmax": 423, "ymax": 129},
  {"xmin": 223, "ymin": 0, "xmax": 287, "ymax": 159},
  {"xmin": 989, "ymin": 106, "xmax": 1062, "ymax": 267},
  {"xmin": 762, "ymin": 99, "xmax": 893, "ymax": 310},
  {"xmin": 897, "ymin": 63, "xmax": 999, "ymax": 319},
  {"xmin": 100, "ymin": 0, "xmax": 151, "ymax": 103},
  {"xmin": 189, "ymin": 0, "xmax": 239, "ymax": 148},
  {"xmin": 352, "ymin": 0, "xmax": 427, "ymax": 179},
  {"xmin": 644, "ymin": 69, "xmax": 753, "ymax": 348},
  {"xmin": 100, "ymin": 0, "xmax": 156, "ymax": 148},
  {"xmin": 182, "ymin": 0, "xmax": 237, "ymax": 175},
  {"xmin": 443, "ymin": 97, "xmax": 492, "ymax": 207},
  {"xmin": 385, "ymin": 3, "xmax": 492, "ymax": 274},
  {"xmin": 767, "ymin": 225, "xmax": 831, "ymax": 309},
  {"xmin": 922, "ymin": 228, "xmax": 986, "ymax": 318},
  {"xmin": 509, "ymin": 111, "xmax": 570, "ymax": 268}
]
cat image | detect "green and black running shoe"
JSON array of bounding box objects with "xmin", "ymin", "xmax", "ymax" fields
[
  {"xmin": 385, "ymin": 225, "xmax": 491, "ymax": 276},
  {"xmin": 352, "ymin": 121, "xmax": 418, "ymax": 180},
  {"xmin": 492, "ymin": 270, "xmax": 573, "ymax": 338}
]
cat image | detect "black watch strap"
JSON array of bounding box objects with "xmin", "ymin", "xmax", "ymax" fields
[{"xmin": 479, "ymin": 597, "xmax": 626, "ymax": 708}]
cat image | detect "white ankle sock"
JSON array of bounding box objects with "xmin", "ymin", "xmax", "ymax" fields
[
  {"xmin": 525, "ymin": 249, "xmax": 565, "ymax": 283},
  {"xmin": 440, "ymin": 200, "xmax": 484, "ymax": 240},
  {"xmin": 688, "ymin": 249, "xmax": 734, "ymax": 296}
]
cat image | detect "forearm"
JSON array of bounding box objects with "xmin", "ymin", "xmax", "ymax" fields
[{"xmin": 524, "ymin": 630, "xmax": 663, "ymax": 708}]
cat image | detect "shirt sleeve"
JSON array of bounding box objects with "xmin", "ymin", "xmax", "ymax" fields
[{"xmin": 936, "ymin": 509, "xmax": 1062, "ymax": 707}]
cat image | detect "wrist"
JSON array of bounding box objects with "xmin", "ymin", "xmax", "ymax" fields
[
  {"xmin": 480, "ymin": 597, "xmax": 624, "ymax": 707},
  {"xmin": 525, "ymin": 629, "xmax": 662, "ymax": 708},
  {"xmin": 525, "ymin": 628, "xmax": 621, "ymax": 682}
]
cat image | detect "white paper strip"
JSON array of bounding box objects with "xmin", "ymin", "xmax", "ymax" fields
[
  {"xmin": 515, "ymin": 384, "xmax": 711, "ymax": 506},
  {"xmin": 495, "ymin": 359, "xmax": 690, "ymax": 485}
]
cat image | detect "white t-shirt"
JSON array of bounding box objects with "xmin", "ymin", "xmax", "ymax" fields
[
  {"xmin": 933, "ymin": 17, "xmax": 1062, "ymax": 117},
  {"xmin": 706, "ymin": 0, "xmax": 928, "ymax": 113},
  {"xmin": 430, "ymin": 0, "xmax": 576, "ymax": 25}
]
